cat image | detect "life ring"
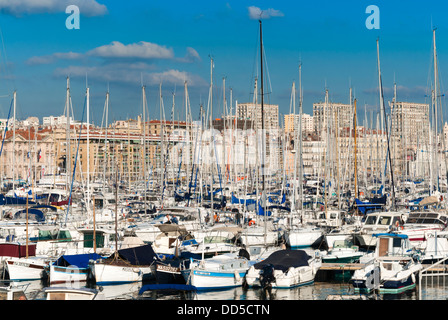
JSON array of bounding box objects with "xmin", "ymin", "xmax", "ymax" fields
[
  {"xmin": 395, "ymin": 221, "xmax": 400, "ymax": 228},
  {"xmin": 249, "ymin": 220, "xmax": 255, "ymax": 226}
]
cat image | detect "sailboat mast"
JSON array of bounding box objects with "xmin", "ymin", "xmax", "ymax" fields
[
  {"xmin": 12, "ymin": 90, "xmax": 16, "ymax": 191},
  {"xmin": 433, "ymin": 28, "xmax": 439, "ymax": 192},
  {"xmin": 377, "ymin": 38, "xmax": 396, "ymax": 209},
  {"xmin": 298, "ymin": 63, "xmax": 304, "ymax": 211},
  {"xmin": 354, "ymin": 97, "xmax": 358, "ymax": 200},
  {"xmin": 142, "ymin": 85, "xmax": 147, "ymax": 210},
  {"xmin": 86, "ymin": 87, "xmax": 91, "ymax": 217},
  {"xmin": 65, "ymin": 78, "xmax": 71, "ymax": 190},
  {"xmin": 209, "ymin": 57, "xmax": 214, "ymax": 213},
  {"xmin": 259, "ymin": 19, "xmax": 267, "ymax": 246}
]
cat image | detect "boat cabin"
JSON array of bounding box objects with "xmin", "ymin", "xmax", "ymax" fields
[
  {"xmin": 361, "ymin": 211, "xmax": 405, "ymax": 233},
  {"xmin": 373, "ymin": 233, "xmax": 412, "ymax": 259}
]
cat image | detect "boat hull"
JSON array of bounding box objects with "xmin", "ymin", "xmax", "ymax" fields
[
  {"xmin": 351, "ymin": 275, "xmax": 417, "ymax": 294},
  {"xmin": 49, "ymin": 265, "xmax": 90, "ymax": 285},
  {"xmin": 5, "ymin": 257, "xmax": 48, "ymax": 281},
  {"xmin": 182, "ymin": 269, "xmax": 247, "ymax": 290},
  {"xmin": 155, "ymin": 263, "xmax": 186, "ymax": 284},
  {"xmin": 91, "ymin": 262, "xmax": 154, "ymax": 285},
  {"xmin": 245, "ymin": 265, "xmax": 318, "ymax": 289},
  {"xmin": 285, "ymin": 230, "xmax": 323, "ymax": 249}
]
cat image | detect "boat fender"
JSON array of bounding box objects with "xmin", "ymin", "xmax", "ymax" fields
[
  {"xmin": 411, "ymin": 273, "xmax": 416, "ymax": 284},
  {"xmin": 234, "ymin": 271, "xmax": 241, "ymax": 282}
]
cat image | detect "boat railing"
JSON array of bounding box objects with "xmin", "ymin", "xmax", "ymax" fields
[{"xmin": 418, "ymin": 255, "xmax": 448, "ymax": 300}]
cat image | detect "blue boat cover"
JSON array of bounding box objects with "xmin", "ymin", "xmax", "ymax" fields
[
  {"xmin": 13, "ymin": 208, "xmax": 45, "ymax": 222},
  {"xmin": 31, "ymin": 204, "xmax": 58, "ymax": 211},
  {"xmin": 0, "ymin": 194, "xmax": 37, "ymax": 206},
  {"xmin": 257, "ymin": 203, "xmax": 272, "ymax": 216},
  {"xmin": 53, "ymin": 253, "xmax": 104, "ymax": 269},
  {"xmin": 231, "ymin": 193, "xmax": 256, "ymax": 205},
  {"xmin": 373, "ymin": 233, "xmax": 408, "ymax": 239},
  {"xmin": 113, "ymin": 244, "xmax": 160, "ymax": 266},
  {"xmin": 355, "ymin": 195, "xmax": 387, "ymax": 214},
  {"xmin": 139, "ymin": 284, "xmax": 197, "ymax": 294},
  {"xmin": 252, "ymin": 249, "xmax": 310, "ymax": 272}
]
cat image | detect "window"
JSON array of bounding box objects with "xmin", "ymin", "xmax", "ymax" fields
[
  {"xmin": 365, "ymin": 215, "xmax": 378, "ymax": 225},
  {"xmin": 378, "ymin": 216, "xmax": 391, "ymax": 225},
  {"xmin": 84, "ymin": 232, "xmax": 105, "ymax": 248}
]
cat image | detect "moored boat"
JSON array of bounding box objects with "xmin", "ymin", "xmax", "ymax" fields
[
  {"xmin": 350, "ymin": 233, "xmax": 422, "ymax": 294},
  {"xmin": 245, "ymin": 249, "xmax": 321, "ymax": 289}
]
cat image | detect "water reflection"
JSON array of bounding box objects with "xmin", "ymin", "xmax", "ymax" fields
[{"xmin": 15, "ymin": 280, "xmax": 423, "ymax": 300}]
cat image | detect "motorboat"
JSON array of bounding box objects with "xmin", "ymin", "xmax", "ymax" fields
[
  {"xmin": 321, "ymin": 240, "xmax": 367, "ymax": 263},
  {"xmin": 350, "ymin": 233, "xmax": 422, "ymax": 294},
  {"xmin": 245, "ymin": 249, "xmax": 321, "ymax": 289},
  {"xmin": 353, "ymin": 211, "xmax": 406, "ymax": 248}
]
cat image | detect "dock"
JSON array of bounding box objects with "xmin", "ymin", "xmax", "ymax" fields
[
  {"xmin": 320, "ymin": 263, "xmax": 365, "ymax": 271},
  {"xmin": 319, "ymin": 263, "xmax": 448, "ymax": 272}
]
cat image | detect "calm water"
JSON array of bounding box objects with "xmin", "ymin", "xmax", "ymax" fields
[{"xmin": 16, "ymin": 279, "xmax": 433, "ymax": 300}]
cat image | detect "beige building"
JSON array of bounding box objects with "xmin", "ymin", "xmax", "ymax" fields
[
  {"xmin": 284, "ymin": 113, "xmax": 313, "ymax": 134},
  {"xmin": 0, "ymin": 127, "xmax": 56, "ymax": 182},
  {"xmin": 236, "ymin": 102, "xmax": 279, "ymax": 131},
  {"xmin": 313, "ymin": 101, "xmax": 352, "ymax": 138}
]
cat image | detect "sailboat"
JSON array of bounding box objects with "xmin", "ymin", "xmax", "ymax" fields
[
  {"xmin": 284, "ymin": 84, "xmax": 325, "ymax": 249},
  {"xmin": 181, "ymin": 249, "xmax": 250, "ymax": 291},
  {"xmin": 89, "ymin": 149, "xmax": 160, "ymax": 285},
  {"xmin": 4, "ymin": 198, "xmax": 51, "ymax": 281}
]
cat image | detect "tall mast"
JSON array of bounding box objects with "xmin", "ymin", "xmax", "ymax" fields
[
  {"xmin": 86, "ymin": 87, "xmax": 91, "ymax": 217},
  {"xmin": 298, "ymin": 63, "xmax": 304, "ymax": 211},
  {"xmin": 209, "ymin": 57, "xmax": 214, "ymax": 213},
  {"xmin": 259, "ymin": 19, "xmax": 267, "ymax": 246},
  {"xmin": 433, "ymin": 28, "xmax": 439, "ymax": 192},
  {"xmin": 184, "ymin": 80, "xmax": 190, "ymax": 193},
  {"xmin": 291, "ymin": 81, "xmax": 297, "ymax": 213},
  {"xmin": 12, "ymin": 90, "xmax": 16, "ymax": 191},
  {"xmin": 65, "ymin": 78, "xmax": 71, "ymax": 190},
  {"xmin": 377, "ymin": 38, "xmax": 396, "ymax": 209},
  {"xmin": 142, "ymin": 85, "xmax": 147, "ymax": 210},
  {"xmin": 103, "ymin": 90, "xmax": 110, "ymax": 188},
  {"xmin": 354, "ymin": 97, "xmax": 358, "ymax": 201},
  {"xmin": 377, "ymin": 39, "xmax": 385, "ymax": 190}
]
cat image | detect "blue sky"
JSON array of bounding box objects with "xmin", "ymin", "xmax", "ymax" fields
[{"xmin": 0, "ymin": 0, "xmax": 446, "ymax": 125}]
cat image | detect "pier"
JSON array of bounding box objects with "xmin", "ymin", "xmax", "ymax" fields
[
  {"xmin": 320, "ymin": 263, "xmax": 448, "ymax": 272},
  {"xmin": 316, "ymin": 263, "xmax": 448, "ymax": 282}
]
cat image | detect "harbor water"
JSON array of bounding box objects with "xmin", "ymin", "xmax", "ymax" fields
[{"xmin": 9, "ymin": 278, "xmax": 435, "ymax": 301}]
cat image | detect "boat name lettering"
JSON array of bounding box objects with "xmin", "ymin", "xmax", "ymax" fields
[
  {"xmin": 13, "ymin": 262, "xmax": 30, "ymax": 267},
  {"xmin": 157, "ymin": 265, "xmax": 178, "ymax": 273}
]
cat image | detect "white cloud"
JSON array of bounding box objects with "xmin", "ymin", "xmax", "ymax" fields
[
  {"xmin": 28, "ymin": 41, "xmax": 201, "ymax": 65},
  {"xmin": 0, "ymin": 0, "xmax": 107, "ymax": 17},
  {"xmin": 248, "ymin": 6, "xmax": 284, "ymax": 20},
  {"xmin": 363, "ymin": 85, "xmax": 429, "ymax": 98},
  {"xmin": 87, "ymin": 41, "xmax": 175, "ymax": 59},
  {"xmin": 54, "ymin": 63, "xmax": 207, "ymax": 87},
  {"xmin": 177, "ymin": 47, "xmax": 201, "ymax": 63},
  {"xmin": 26, "ymin": 52, "xmax": 83, "ymax": 65}
]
